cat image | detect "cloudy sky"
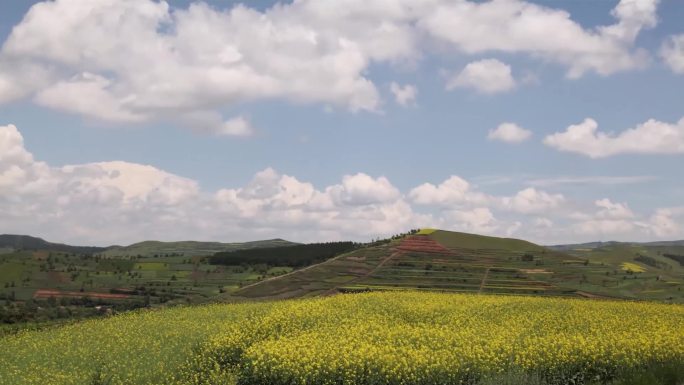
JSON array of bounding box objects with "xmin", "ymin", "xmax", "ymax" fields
[{"xmin": 0, "ymin": 0, "xmax": 683, "ymax": 246}]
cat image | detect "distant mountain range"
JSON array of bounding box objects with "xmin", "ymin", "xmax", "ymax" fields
[
  {"xmin": 1, "ymin": 230, "xmax": 683, "ymax": 304},
  {"xmin": 548, "ymin": 240, "xmax": 684, "ymax": 251},
  {"xmin": 0, "ymin": 234, "xmax": 298, "ymax": 256},
  {"xmin": 0, "ymin": 234, "xmax": 106, "ymax": 254},
  {"xmin": 100, "ymin": 239, "xmax": 297, "ymax": 257}
]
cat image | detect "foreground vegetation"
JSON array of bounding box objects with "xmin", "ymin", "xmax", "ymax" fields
[{"xmin": 2, "ymin": 292, "xmax": 683, "ymax": 385}]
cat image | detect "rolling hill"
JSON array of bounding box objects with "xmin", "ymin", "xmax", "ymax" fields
[
  {"xmin": 99, "ymin": 238, "xmax": 297, "ymax": 257},
  {"xmin": 2, "ymin": 229, "xmax": 683, "ymax": 314},
  {"xmin": 231, "ymin": 229, "xmax": 684, "ymax": 303},
  {"xmin": 0, "ymin": 234, "xmax": 106, "ymax": 254}
]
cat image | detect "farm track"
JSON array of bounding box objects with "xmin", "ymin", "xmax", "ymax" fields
[
  {"xmin": 33, "ymin": 289, "xmax": 132, "ymax": 300},
  {"xmin": 325, "ymin": 250, "xmax": 404, "ymax": 294},
  {"xmin": 235, "ymin": 249, "xmax": 361, "ymax": 293},
  {"xmin": 479, "ymin": 268, "xmax": 490, "ymax": 293}
]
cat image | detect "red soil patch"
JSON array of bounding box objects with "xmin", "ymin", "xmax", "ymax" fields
[
  {"xmin": 396, "ymin": 236, "xmax": 454, "ymax": 255},
  {"xmin": 33, "ymin": 289, "xmax": 132, "ymax": 300}
]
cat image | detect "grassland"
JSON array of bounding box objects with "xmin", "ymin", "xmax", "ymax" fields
[
  {"xmin": 100, "ymin": 239, "xmax": 296, "ymax": 257},
  {"xmin": 2, "ymin": 291, "xmax": 683, "ymax": 385},
  {"xmin": 234, "ymin": 230, "xmax": 684, "ymax": 303}
]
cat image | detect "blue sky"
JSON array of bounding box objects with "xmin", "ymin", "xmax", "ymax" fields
[{"xmin": 0, "ymin": 0, "xmax": 682, "ymax": 246}]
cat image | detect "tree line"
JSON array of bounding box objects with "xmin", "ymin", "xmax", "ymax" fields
[{"xmin": 209, "ymin": 242, "xmax": 357, "ymax": 268}]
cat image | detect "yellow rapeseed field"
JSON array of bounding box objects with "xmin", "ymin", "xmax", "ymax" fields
[
  {"xmin": 620, "ymin": 262, "xmax": 646, "ymax": 273},
  {"xmin": 1, "ymin": 292, "xmax": 683, "ymax": 385}
]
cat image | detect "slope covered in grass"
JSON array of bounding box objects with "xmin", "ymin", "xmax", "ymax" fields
[
  {"xmin": 100, "ymin": 238, "xmax": 297, "ymax": 257},
  {"xmin": 428, "ymin": 229, "xmax": 546, "ymax": 252}
]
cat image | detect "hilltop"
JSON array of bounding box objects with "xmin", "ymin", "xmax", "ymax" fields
[
  {"xmin": 0, "ymin": 234, "xmax": 105, "ymax": 255},
  {"xmin": 100, "ymin": 238, "xmax": 297, "ymax": 257},
  {"xmin": 1, "ymin": 228, "xmax": 683, "ymax": 328},
  {"xmin": 233, "ymin": 229, "xmax": 684, "ymax": 303}
]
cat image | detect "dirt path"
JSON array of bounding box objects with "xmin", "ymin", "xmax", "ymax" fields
[
  {"xmin": 478, "ymin": 267, "xmax": 490, "ymax": 293},
  {"xmin": 235, "ymin": 250, "xmax": 359, "ymax": 293},
  {"xmin": 357, "ymin": 250, "xmax": 403, "ymax": 281},
  {"xmin": 322, "ymin": 250, "xmax": 404, "ymax": 295}
]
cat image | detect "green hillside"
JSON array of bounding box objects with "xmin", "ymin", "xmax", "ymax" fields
[
  {"xmin": 233, "ymin": 229, "xmax": 684, "ymax": 303},
  {"xmin": 100, "ymin": 238, "xmax": 297, "ymax": 257},
  {"xmin": 2, "ymin": 229, "xmax": 684, "ymax": 329},
  {"xmin": 429, "ymin": 229, "xmax": 546, "ymax": 252},
  {"xmin": 0, "ymin": 234, "xmax": 105, "ymax": 254}
]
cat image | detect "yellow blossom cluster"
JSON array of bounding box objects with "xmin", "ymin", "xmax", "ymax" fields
[{"xmin": 1, "ymin": 292, "xmax": 683, "ymax": 385}]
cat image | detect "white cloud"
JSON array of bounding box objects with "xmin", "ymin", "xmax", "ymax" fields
[
  {"xmin": 448, "ymin": 207, "xmax": 499, "ymax": 235},
  {"xmin": 411, "ymin": 176, "xmax": 566, "ymax": 215},
  {"xmin": 534, "ymin": 217, "xmax": 554, "ymax": 229},
  {"xmin": 594, "ymin": 198, "xmax": 634, "ymax": 220},
  {"xmin": 420, "ymin": 0, "xmax": 656, "ymax": 78},
  {"xmin": 488, "ymin": 123, "xmax": 532, "ymax": 143},
  {"xmin": 328, "ymin": 173, "xmax": 401, "ymax": 206},
  {"xmin": 409, "ymin": 176, "xmax": 490, "ymax": 207},
  {"xmin": 180, "ymin": 112, "xmax": 255, "ymax": 137},
  {"xmin": 660, "ymin": 34, "xmax": 684, "ymax": 74},
  {"xmin": 544, "ymin": 117, "xmax": 684, "ymax": 158},
  {"xmin": 0, "ymin": 0, "xmax": 660, "ymax": 130},
  {"xmin": 34, "ymin": 73, "xmax": 147, "ymax": 123},
  {"xmin": 648, "ymin": 208, "xmax": 683, "ymax": 238},
  {"xmin": 60, "ymin": 161, "xmax": 199, "ymax": 205},
  {"xmin": 574, "ymin": 219, "xmax": 636, "ymax": 238},
  {"xmin": 2, "ymin": 123, "xmax": 681, "ymax": 245},
  {"xmin": 447, "ymin": 59, "xmax": 516, "ymax": 94},
  {"xmin": 215, "ymin": 117, "xmax": 255, "ymax": 137},
  {"xmin": 571, "ymin": 200, "xmax": 648, "ymax": 240},
  {"xmin": 389, "ymin": 82, "xmax": 417, "ymax": 106},
  {"xmin": 501, "ymin": 188, "xmax": 565, "ymax": 214},
  {"xmin": 0, "ymin": 124, "xmax": 424, "ymax": 244}
]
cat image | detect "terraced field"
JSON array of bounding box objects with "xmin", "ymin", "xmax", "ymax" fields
[{"xmin": 235, "ymin": 230, "xmax": 684, "ymax": 303}]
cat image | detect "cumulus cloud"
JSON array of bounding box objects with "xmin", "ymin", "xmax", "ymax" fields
[
  {"xmin": 448, "ymin": 208, "xmax": 499, "ymax": 235},
  {"xmin": 420, "ymin": 0, "xmax": 657, "ymax": 78},
  {"xmin": 409, "ymin": 176, "xmax": 490, "ymax": 207},
  {"xmin": 570, "ymin": 200, "xmax": 641, "ymax": 240},
  {"xmin": 488, "ymin": 123, "xmax": 532, "ymax": 143},
  {"xmin": 594, "ymin": 198, "xmax": 634, "ymax": 220},
  {"xmin": 328, "ymin": 173, "xmax": 401, "ymax": 206},
  {"xmin": 410, "ymin": 177, "xmax": 567, "ymax": 217},
  {"xmin": 180, "ymin": 112, "xmax": 255, "ymax": 137},
  {"xmin": 544, "ymin": 117, "xmax": 684, "ymax": 158},
  {"xmin": 389, "ymin": 82, "xmax": 417, "ymax": 106},
  {"xmin": 660, "ymin": 34, "xmax": 684, "ymax": 74},
  {"xmin": 501, "ymin": 188, "xmax": 566, "ymax": 214},
  {"xmin": 648, "ymin": 208, "xmax": 683, "ymax": 238},
  {"xmin": 574, "ymin": 218, "xmax": 636, "ymax": 238},
  {"xmin": 0, "ymin": 0, "xmax": 660, "ymax": 130},
  {"xmin": 0, "ymin": 124, "xmax": 426, "ymax": 244},
  {"xmin": 447, "ymin": 59, "xmax": 516, "ymax": 94},
  {"xmin": 2, "ymin": 123, "xmax": 681, "ymax": 245}
]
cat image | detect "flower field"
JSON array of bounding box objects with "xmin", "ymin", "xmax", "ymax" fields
[{"xmin": 2, "ymin": 292, "xmax": 684, "ymax": 385}]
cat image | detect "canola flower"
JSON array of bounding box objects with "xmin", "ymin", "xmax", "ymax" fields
[{"xmin": 1, "ymin": 292, "xmax": 683, "ymax": 385}]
